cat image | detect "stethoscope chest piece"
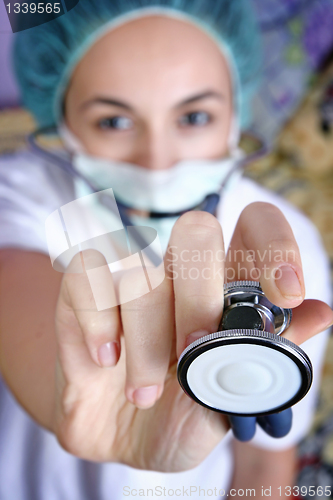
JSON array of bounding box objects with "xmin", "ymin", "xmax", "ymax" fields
[{"xmin": 177, "ymin": 281, "xmax": 312, "ymax": 417}]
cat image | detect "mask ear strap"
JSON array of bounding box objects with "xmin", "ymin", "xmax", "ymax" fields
[
  {"xmin": 227, "ymin": 114, "xmax": 240, "ymax": 153},
  {"xmin": 58, "ymin": 122, "xmax": 86, "ymax": 154}
]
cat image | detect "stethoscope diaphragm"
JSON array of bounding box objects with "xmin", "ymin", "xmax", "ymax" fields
[{"xmin": 177, "ymin": 281, "xmax": 313, "ymax": 417}]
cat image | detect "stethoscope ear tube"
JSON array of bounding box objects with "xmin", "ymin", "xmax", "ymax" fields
[{"xmin": 229, "ymin": 407, "xmax": 293, "ymax": 441}]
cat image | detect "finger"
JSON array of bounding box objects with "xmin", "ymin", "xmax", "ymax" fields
[
  {"xmin": 59, "ymin": 249, "xmax": 121, "ymax": 368},
  {"xmin": 229, "ymin": 416, "xmax": 257, "ymax": 442},
  {"xmin": 119, "ymin": 265, "xmax": 174, "ymax": 409},
  {"xmin": 257, "ymin": 408, "xmax": 293, "ymax": 438},
  {"xmin": 166, "ymin": 211, "xmax": 225, "ymax": 357},
  {"xmin": 226, "ymin": 202, "xmax": 305, "ymax": 309},
  {"xmin": 282, "ymin": 299, "xmax": 333, "ymax": 345}
]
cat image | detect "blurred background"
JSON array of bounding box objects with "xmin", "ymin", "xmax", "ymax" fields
[{"xmin": 1, "ymin": 0, "xmax": 333, "ymax": 493}]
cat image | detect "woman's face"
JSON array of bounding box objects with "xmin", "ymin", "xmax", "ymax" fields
[{"xmin": 65, "ymin": 15, "xmax": 233, "ymax": 170}]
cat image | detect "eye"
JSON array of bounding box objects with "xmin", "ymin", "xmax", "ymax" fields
[
  {"xmin": 98, "ymin": 116, "xmax": 133, "ymax": 130},
  {"xmin": 179, "ymin": 111, "xmax": 212, "ymax": 127}
]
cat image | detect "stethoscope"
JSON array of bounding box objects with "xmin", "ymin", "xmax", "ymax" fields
[
  {"xmin": 178, "ymin": 281, "xmax": 312, "ymax": 415},
  {"xmin": 27, "ymin": 127, "xmax": 313, "ymax": 438},
  {"xmin": 27, "ymin": 126, "xmax": 267, "ymax": 266}
]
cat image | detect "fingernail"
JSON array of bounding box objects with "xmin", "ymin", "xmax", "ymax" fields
[
  {"xmin": 133, "ymin": 385, "xmax": 159, "ymax": 408},
  {"xmin": 325, "ymin": 317, "xmax": 333, "ymax": 329},
  {"xmin": 97, "ymin": 341, "xmax": 119, "ymax": 368},
  {"xmin": 274, "ymin": 266, "xmax": 302, "ymax": 299},
  {"xmin": 185, "ymin": 330, "xmax": 210, "ymax": 348}
]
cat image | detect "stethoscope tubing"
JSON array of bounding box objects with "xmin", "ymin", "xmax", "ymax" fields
[{"xmin": 27, "ymin": 126, "xmax": 268, "ymax": 267}]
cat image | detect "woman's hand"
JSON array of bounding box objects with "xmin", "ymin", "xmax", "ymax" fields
[{"xmin": 53, "ymin": 202, "xmax": 333, "ymax": 471}]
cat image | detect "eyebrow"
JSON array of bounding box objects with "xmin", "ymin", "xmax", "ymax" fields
[
  {"xmin": 80, "ymin": 90, "xmax": 224, "ymax": 112},
  {"xmin": 80, "ymin": 97, "xmax": 133, "ymax": 112},
  {"xmin": 175, "ymin": 90, "xmax": 225, "ymax": 108}
]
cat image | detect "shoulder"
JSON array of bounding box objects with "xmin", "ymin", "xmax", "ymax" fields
[
  {"xmin": 220, "ymin": 176, "xmax": 323, "ymax": 247},
  {"xmin": 0, "ymin": 149, "xmax": 75, "ymax": 207},
  {"xmin": 223, "ymin": 177, "xmax": 318, "ymax": 234},
  {"xmin": 0, "ymin": 149, "xmax": 75, "ymax": 253}
]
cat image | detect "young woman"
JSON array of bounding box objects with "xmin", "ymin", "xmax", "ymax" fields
[{"xmin": 0, "ymin": 1, "xmax": 332, "ymax": 498}]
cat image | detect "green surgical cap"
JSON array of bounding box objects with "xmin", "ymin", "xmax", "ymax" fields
[{"xmin": 13, "ymin": 0, "xmax": 262, "ymax": 128}]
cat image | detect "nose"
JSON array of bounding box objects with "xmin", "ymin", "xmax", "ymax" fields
[{"xmin": 133, "ymin": 126, "xmax": 177, "ymax": 170}]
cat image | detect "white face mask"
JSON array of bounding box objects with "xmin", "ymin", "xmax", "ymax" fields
[
  {"xmin": 59, "ymin": 123, "xmax": 243, "ymax": 252},
  {"xmin": 72, "ymin": 150, "xmax": 243, "ymax": 214},
  {"xmin": 60, "ymin": 119, "xmax": 243, "ymax": 212}
]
